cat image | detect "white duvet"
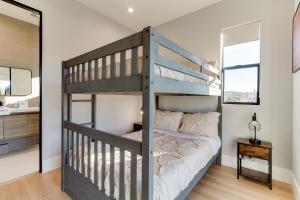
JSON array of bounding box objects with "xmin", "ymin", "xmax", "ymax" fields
[{"xmin": 75, "ymin": 129, "xmax": 221, "ymax": 200}]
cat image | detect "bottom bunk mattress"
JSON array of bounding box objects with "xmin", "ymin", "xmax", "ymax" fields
[{"xmin": 71, "ymin": 129, "xmax": 221, "ymax": 200}]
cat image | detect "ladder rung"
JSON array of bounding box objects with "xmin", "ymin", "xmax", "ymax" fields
[{"xmin": 72, "ymin": 99, "xmax": 92, "ymax": 103}]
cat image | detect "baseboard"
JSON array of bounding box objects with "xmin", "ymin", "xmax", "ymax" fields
[
  {"xmin": 292, "ymin": 172, "xmax": 300, "ymax": 200},
  {"xmin": 222, "ymin": 154, "xmax": 292, "ymax": 184},
  {"xmin": 42, "ymin": 155, "xmax": 61, "ymax": 173}
]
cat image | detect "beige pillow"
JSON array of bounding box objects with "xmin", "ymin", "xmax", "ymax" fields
[
  {"xmin": 179, "ymin": 112, "xmax": 220, "ymax": 137},
  {"xmin": 155, "ymin": 110, "xmax": 183, "ymax": 132}
]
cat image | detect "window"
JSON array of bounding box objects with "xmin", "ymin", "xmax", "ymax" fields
[
  {"xmin": 223, "ymin": 63, "xmax": 259, "ymax": 104},
  {"xmin": 222, "ymin": 22, "xmax": 261, "ymax": 105}
]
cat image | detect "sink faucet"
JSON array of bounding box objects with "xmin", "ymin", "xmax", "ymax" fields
[{"xmin": 17, "ymin": 100, "xmax": 27, "ymax": 109}]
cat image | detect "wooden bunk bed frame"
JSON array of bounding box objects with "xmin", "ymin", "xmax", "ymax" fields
[{"xmin": 62, "ymin": 26, "xmax": 222, "ymax": 200}]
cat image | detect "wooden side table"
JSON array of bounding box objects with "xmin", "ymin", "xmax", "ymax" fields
[
  {"xmin": 236, "ymin": 138, "xmax": 272, "ymax": 189},
  {"xmin": 133, "ymin": 122, "xmax": 142, "ymax": 132}
]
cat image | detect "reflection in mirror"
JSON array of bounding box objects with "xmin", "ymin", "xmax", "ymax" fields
[
  {"xmin": 0, "ymin": 66, "xmax": 10, "ymax": 95},
  {"xmin": 0, "ymin": 0, "xmax": 41, "ymax": 172},
  {"xmin": 0, "ymin": 0, "xmax": 40, "ymax": 101},
  {"xmin": 0, "ymin": 67, "xmax": 32, "ymax": 96}
]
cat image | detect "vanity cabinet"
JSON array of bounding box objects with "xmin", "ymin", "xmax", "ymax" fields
[
  {"xmin": 4, "ymin": 114, "xmax": 28, "ymax": 139},
  {"xmin": 28, "ymin": 114, "xmax": 39, "ymax": 136},
  {"xmin": 0, "ymin": 112, "xmax": 39, "ymax": 155},
  {"xmin": 3, "ymin": 113, "xmax": 39, "ymax": 139},
  {"xmin": 0, "ymin": 116, "xmax": 3, "ymax": 139}
]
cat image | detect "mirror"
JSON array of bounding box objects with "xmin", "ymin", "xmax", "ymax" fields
[
  {"xmin": 11, "ymin": 68, "xmax": 32, "ymax": 96},
  {"xmin": 0, "ymin": 66, "xmax": 10, "ymax": 95},
  {"xmin": 0, "ymin": 66, "xmax": 32, "ymax": 96}
]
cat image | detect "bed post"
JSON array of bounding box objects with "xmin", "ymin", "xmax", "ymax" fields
[
  {"xmin": 216, "ymin": 96, "xmax": 222, "ymax": 166},
  {"xmin": 61, "ymin": 61, "xmax": 72, "ymax": 191},
  {"xmin": 142, "ymin": 26, "xmax": 155, "ymax": 200}
]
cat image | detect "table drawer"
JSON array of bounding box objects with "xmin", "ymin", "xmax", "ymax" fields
[{"xmin": 239, "ymin": 144, "xmax": 270, "ymax": 160}]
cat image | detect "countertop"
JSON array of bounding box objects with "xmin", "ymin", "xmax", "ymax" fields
[{"xmin": 0, "ymin": 107, "xmax": 40, "ymax": 116}]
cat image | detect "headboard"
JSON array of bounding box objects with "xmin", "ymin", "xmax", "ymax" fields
[
  {"xmin": 158, "ymin": 96, "xmax": 220, "ymax": 113},
  {"xmin": 157, "ymin": 95, "xmax": 222, "ymax": 165}
]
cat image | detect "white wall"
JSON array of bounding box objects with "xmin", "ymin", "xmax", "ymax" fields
[
  {"xmin": 13, "ymin": 0, "xmax": 140, "ymax": 172},
  {"xmin": 293, "ymin": 72, "xmax": 300, "ymax": 199},
  {"xmin": 72, "ymin": 94, "xmax": 142, "ymax": 134},
  {"xmin": 157, "ymin": 0, "xmax": 294, "ymax": 183},
  {"xmin": 293, "ymin": 0, "xmax": 300, "ymax": 198}
]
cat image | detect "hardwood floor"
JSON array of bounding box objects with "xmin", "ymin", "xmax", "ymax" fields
[
  {"xmin": 0, "ymin": 166, "xmax": 294, "ymax": 200},
  {"xmin": 187, "ymin": 166, "xmax": 294, "ymax": 200}
]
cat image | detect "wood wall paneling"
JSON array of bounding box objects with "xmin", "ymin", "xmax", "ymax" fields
[{"xmin": 0, "ymin": 13, "xmax": 40, "ymax": 107}]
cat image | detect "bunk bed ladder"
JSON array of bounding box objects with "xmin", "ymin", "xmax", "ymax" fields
[
  {"xmin": 71, "ymin": 95, "xmax": 96, "ymax": 128},
  {"xmin": 62, "ymin": 62, "xmax": 97, "ymax": 192}
]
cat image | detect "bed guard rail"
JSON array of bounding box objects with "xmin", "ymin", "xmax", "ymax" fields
[
  {"xmin": 151, "ymin": 29, "xmax": 221, "ymax": 85},
  {"xmin": 63, "ymin": 121, "xmax": 142, "ymax": 199},
  {"xmin": 63, "ymin": 32, "xmax": 144, "ymax": 93}
]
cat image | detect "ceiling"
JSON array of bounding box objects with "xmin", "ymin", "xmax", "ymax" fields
[
  {"xmin": 0, "ymin": 1, "xmax": 40, "ymax": 26},
  {"xmin": 76, "ymin": 0, "xmax": 222, "ymax": 31}
]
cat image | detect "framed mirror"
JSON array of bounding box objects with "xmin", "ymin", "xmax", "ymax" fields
[
  {"xmin": 11, "ymin": 68, "xmax": 32, "ymax": 96},
  {"xmin": 0, "ymin": 66, "xmax": 10, "ymax": 95},
  {"xmin": 0, "ymin": 66, "xmax": 32, "ymax": 96}
]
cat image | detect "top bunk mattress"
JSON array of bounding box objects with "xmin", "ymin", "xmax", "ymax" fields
[
  {"xmin": 69, "ymin": 57, "xmax": 221, "ymax": 89},
  {"xmin": 154, "ymin": 64, "xmax": 220, "ymax": 89},
  {"xmin": 135, "ymin": 57, "xmax": 220, "ymax": 88}
]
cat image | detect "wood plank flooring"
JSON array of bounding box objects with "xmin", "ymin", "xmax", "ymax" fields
[{"xmin": 0, "ymin": 166, "xmax": 294, "ymax": 200}]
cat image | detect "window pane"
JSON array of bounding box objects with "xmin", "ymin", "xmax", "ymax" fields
[
  {"xmin": 224, "ymin": 66, "xmax": 258, "ymax": 103},
  {"xmin": 223, "ymin": 40, "xmax": 260, "ymax": 67}
]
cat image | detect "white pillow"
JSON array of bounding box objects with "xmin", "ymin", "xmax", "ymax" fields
[
  {"xmin": 154, "ymin": 110, "xmax": 183, "ymax": 132},
  {"xmin": 179, "ymin": 112, "xmax": 220, "ymax": 137}
]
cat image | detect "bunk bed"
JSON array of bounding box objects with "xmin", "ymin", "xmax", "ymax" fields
[{"xmin": 61, "ymin": 26, "xmax": 222, "ymax": 200}]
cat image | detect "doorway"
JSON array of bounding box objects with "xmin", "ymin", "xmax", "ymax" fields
[{"xmin": 0, "ymin": 0, "xmax": 42, "ymax": 182}]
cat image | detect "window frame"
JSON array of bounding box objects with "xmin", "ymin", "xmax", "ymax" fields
[{"xmin": 222, "ymin": 63, "xmax": 260, "ymax": 105}]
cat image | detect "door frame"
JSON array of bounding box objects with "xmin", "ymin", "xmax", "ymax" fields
[{"xmin": 1, "ymin": 0, "xmax": 43, "ymax": 172}]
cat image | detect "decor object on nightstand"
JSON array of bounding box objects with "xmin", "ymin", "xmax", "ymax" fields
[
  {"xmin": 237, "ymin": 138, "xmax": 272, "ymax": 189},
  {"xmin": 248, "ymin": 113, "xmax": 261, "ymax": 145}
]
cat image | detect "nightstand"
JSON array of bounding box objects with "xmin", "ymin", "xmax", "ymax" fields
[
  {"xmin": 236, "ymin": 138, "xmax": 272, "ymax": 189},
  {"xmin": 133, "ymin": 122, "xmax": 142, "ymax": 132}
]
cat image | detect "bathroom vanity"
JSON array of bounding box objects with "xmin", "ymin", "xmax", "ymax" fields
[
  {"xmin": 0, "ymin": 108, "xmax": 39, "ymax": 155},
  {"xmin": 0, "ymin": 65, "xmax": 39, "ymax": 155}
]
